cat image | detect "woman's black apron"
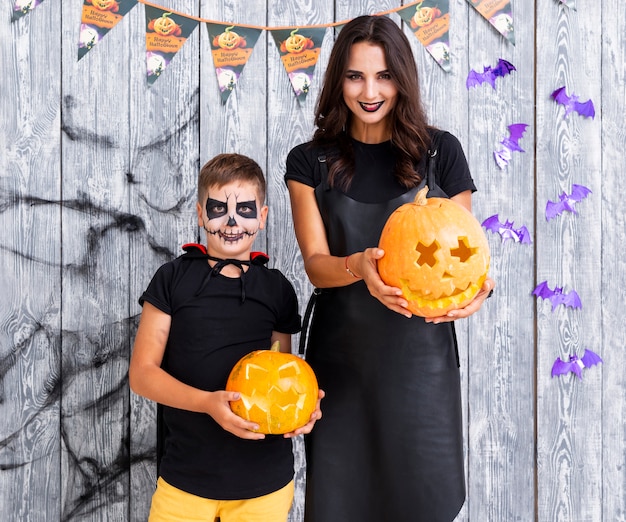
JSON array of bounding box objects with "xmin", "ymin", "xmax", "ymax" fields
[{"xmin": 302, "ymin": 156, "xmax": 466, "ymax": 522}]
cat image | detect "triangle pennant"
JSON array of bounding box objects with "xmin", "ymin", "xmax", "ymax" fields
[
  {"xmin": 144, "ymin": 5, "xmax": 199, "ymax": 85},
  {"xmin": 398, "ymin": 1, "xmax": 451, "ymax": 72},
  {"xmin": 270, "ymin": 27, "xmax": 327, "ymax": 102},
  {"xmin": 78, "ymin": 0, "xmax": 139, "ymax": 60},
  {"xmin": 207, "ymin": 23, "xmax": 263, "ymax": 103},
  {"xmin": 466, "ymin": 0, "xmax": 515, "ymax": 45},
  {"xmin": 11, "ymin": 0, "xmax": 44, "ymax": 22}
]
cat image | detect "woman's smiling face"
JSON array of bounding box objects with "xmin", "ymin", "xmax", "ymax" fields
[{"xmin": 342, "ymin": 42, "xmax": 398, "ymax": 143}]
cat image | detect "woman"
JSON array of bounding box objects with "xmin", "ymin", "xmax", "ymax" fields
[{"xmin": 285, "ymin": 15, "xmax": 494, "ymax": 522}]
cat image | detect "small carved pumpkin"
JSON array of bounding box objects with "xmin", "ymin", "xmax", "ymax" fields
[
  {"xmin": 280, "ymin": 29, "xmax": 314, "ymax": 54},
  {"xmin": 89, "ymin": 0, "xmax": 119, "ymax": 12},
  {"xmin": 225, "ymin": 341, "xmax": 319, "ymax": 434},
  {"xmin": 378, "ymin": 187, "xmax": 490, "ymax": 318},
  {"xmin": 152, "ymin": 13, "xmax": 181, "ymax": 36},
  {"xmin": 216, "ymin": 26, "xmax": 244, "ymax": 49},
  {"xmin": 411, "ymin": 6, "xmax": 441, "ymax": 28}
]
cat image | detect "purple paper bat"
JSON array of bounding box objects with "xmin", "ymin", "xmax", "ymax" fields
[
  {"xmin": 466, "ymin": 58, "xmax": 516, "ymax": 90},
  {"xmin": 493, "ymin": 123, "xmax": 528, "ymax": 169},
  {"xmin": 545, "ymin": 184, "xmax": 591, "ymax": 221},
  {"xmin": 551, "ymin": 86, "xmax": 595, "ymax": 119},
  {"xmin": 551, "ymin": 349, "xmax": 602, "ymax": 379},
  {"xmin": 482, "ymin": 214, "xmax": 532, "ymax": 244},
  {"xmin": 533, "ymin": 281, "xmax": 582, "ymax": 311}
]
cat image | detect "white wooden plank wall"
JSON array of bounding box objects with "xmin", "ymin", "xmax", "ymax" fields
[{"xmin": 0, "ymin": 1, "xmax": 624, "ymax": 521}]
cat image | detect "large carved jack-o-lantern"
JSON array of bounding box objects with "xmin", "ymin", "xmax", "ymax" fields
[
  {"xmin": 378, "ymin": 187, "xmax": 490, "ymax": 318},
  {"xmin": 226, "ymin": 341, "xmax": 319, "ymax": 434}
]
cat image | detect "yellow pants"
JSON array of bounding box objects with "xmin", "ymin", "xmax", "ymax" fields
[{"xmin": 148, "ymin": 477, "xmax": 294, "ymax": 522}]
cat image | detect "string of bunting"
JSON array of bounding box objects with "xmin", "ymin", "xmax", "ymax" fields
[{"xmin": 11, "ymin": 0, "xmax": 574, "ymax": 98}]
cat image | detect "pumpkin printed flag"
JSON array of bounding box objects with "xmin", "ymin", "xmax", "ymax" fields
[
  {"xmin": 144, "ymin": 5, "xmax": 199, "ymax": 85},
  {"xmin": 398, "ymin": 0, "xmax": 451, "ymax": 72},
  {"xmin": 270, "ymin": 27, "xmax": 328, "ymax": 102},
  {"xmin": 11, "ymin": 0, "xmax": 44, "ymax": 22},
  {"xmin": 466, "ymin": 0, "xmax": 515, "ymax": 45},
  {"xmin": 206, "ymin": 23, "xmax": 263, "ymax": 103},
  {"xmin": 78, "ymin": 0, "xmax": 139, "ymax": 60}
]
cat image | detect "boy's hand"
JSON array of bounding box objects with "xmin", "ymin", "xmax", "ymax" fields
[
  {"xmin": 205, "ymin": 390, "xmax": 267, "ymax": 440},
  {"xmin": 283, "ymin": 389, "xmax": 325, "ymax": 438}
]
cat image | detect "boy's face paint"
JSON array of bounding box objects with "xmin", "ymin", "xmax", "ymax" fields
[
  {"xmin": 197, "ymin": 182, "xmax": 267, "ymax": 259},
  {"xmin": 206, "ymin": 198, "xmax": 258, "ymax": 221}
]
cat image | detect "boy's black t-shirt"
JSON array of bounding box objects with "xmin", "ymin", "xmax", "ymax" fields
[{"xmin": 139, "ymin": 252, "xmax": 302, "ymax": 500}]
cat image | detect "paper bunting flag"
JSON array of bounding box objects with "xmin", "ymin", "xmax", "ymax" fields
[
  {"xmin": 78, "ymin": 0, "xmax": 138, "ymax": 60},
  {"xmin": 271, "ymin": 27, "xmax": 327, "ymax": 102},
  {"xmin": 11, "ymin": 0, "xmax": 44, "ymax": 22},
  {"xmin": 144, "ymin": 6, "xmax": 199, "ymax": 85},
  {"xmin": 397, "ymin": 0, "xmax": 451, "ymax": 72},
  {"xmin": 466, "ymin": 0, "xmax": 515, "ymax": 45},
  {"xmin": 558, "ymin": 0, "xmax": 576, "ymax": 9},
  {"xmin": 207, "ymin": 23, "xmax": 263, "ymax": 103}
]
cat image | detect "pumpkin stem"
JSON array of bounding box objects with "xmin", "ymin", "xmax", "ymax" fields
[
  {"xmin": 290, "ymin": 28, "xmax": 299, "ymax": 37},
  {"xmin": 225, "ymin": 25, "xmax": 235, "ymax": 32},
  {"xmin": 414, "ymin": 186, "xmax": 429, "ymax": 206},
  {"xmin": 270, "ymin": 340, "xmax": 281, "ymax": 352}
]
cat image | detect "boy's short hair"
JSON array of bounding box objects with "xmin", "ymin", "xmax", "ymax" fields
[{"xmin": 198, "ymin": 153, "xmax": 266, "ymax": 204}]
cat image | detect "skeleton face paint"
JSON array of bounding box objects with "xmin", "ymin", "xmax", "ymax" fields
[
  {"xmin": 206, "ymin": 198, "xmax": 258, "ymax": 221},
  {"xmin": 199, "ymin": 182, "xmax": 267, "ymax": 259}
]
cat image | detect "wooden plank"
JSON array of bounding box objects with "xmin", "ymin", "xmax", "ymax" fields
[
  {"xmin": 127, "ymin": 1, "xmax": 201, "ymax": 520},
  {"xmin": 0, "ymin": 2, "xmax": 62, "ymax": 520},
  {"xmin": 465, "ymin": 2, "xmax": 537, "ymax": 520},
  {"xmin": 413, "ymin": 2, "xmax": 472, "ymax": 519},
  {"xmin": 266, "ymin": 2, "xmax": 334, "ymax": 520},
  {"xmin": 535, "ymin": 0, "xmax": 603, "ymax": 520},
  {"xmin": 600, "ymin": 1, "xmax": 626, "ymax": 520},
  {"xmin": 59, "ymin": 2, "xmax": 134, "ymax": 519}
]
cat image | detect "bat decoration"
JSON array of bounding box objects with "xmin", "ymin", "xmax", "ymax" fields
[
  {"xmin": 551, "ymin": 86, "xmax": 595, "ymax": 119},
  {"xmin": 466, "ymin": 58, "xmax": 516, "ymax": 90},
  {"xmin": 533, "ymin": 281, "xmax": 582, "ymax": 311},
  {"xmin": 482, "ymin": 214, "xmax": 532, "ymax": 244},
  {"xmin": 545, "ymin": 184, "xmax": 591, "ymax": 221},
  {"xmin": 493, "ymin": 123, "xmax": 528, "ymax": 169},
  {"xmin": 551, "ymin": 349, "xmax": 602, "ymax": 379}
]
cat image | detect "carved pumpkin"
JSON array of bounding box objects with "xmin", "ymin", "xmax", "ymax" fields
[
  {"xmin": 225, "ymin": 341, "xmax": 319, "ymax": 434},
  {"xmin": 89, "ymin": 0, "xmax": 119, "ymax": 11},
  {"xmin": 152, "ymin": 13, "xmax": 181, "ymax": 36},
  {"xmin": 280, "ymin": 29, "xmax": 314, "ymax": 54},
  {"xmin": 378, "ymin": 187, "xmax": 490, "ymax": 318},
  {"xmin": 411, "ymin": 6, "xmax": 441, "ymax": 28},
  {"xmin": 216, "ymin": 26, "xmax": 244, "ymax": 50}
]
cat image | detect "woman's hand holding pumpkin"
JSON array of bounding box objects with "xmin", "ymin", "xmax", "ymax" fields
[
  {"xmin": 356, "ymin": 248, "xmax": 412, "ymax": 318},
  {"xmin": 425, "ymin": 276, "xmax": 496, "ymax": 324}
]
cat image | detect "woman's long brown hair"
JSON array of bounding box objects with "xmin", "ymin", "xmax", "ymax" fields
[{"xmin": 313, "ymin": 15, "xmax": 432, "ymax": 190}]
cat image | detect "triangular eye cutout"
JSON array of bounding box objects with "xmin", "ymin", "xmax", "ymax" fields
[
  {"xmin": 415, "ymin": 240, "xmax": 439, "ymax": 267},
  {"xmin": 450, "ymin": 237, "xmax": 477, "ymax": 263}
]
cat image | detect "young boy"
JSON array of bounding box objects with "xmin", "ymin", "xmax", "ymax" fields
[{"xmin": 129, "ymin": 153, "xmax": 322, "ymax": 521}]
